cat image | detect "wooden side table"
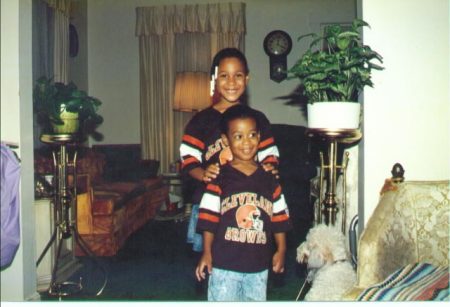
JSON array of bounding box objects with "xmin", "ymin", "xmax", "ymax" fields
[
  {"xmin": 161, "ymin": 172, "xmax": 182, "ymax": 192},
  {"xmin": 306, "ymin": 128, "xmax": 362, "ymax": 231},
  {"xmin": 156, "ymin": 173, "xmax": 188, "ymax": 222}
]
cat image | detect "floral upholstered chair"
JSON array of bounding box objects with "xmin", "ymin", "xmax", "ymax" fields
[{"xmin": 344, "ymin": 178, "xmax": 449, "ymax": 300}]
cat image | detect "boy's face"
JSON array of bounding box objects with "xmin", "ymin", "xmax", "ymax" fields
[
  {"xmin": 222, "ymin": 117, "xmax": 260, "ymax": 163},
  {"xmin": 216, "ymin": 57, "xmax": 249, "ymax": 104}
]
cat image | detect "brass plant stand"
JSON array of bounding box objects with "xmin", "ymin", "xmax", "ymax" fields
[
  {"xmin": 306, "ymin": 128, "xmax": 362, "ymax": 232},
  {"xmin": 36, "ymin": 134, "xmax": 107, "ymax": 297}
]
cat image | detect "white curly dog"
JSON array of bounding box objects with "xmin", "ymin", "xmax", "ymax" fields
[{"xmin": 297, "ymin": 224, "xmax": 356, "ymax": 301}]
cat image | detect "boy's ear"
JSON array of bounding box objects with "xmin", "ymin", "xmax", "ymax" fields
[{"xmin": 221, "ymin": 134, "xmax": 229, "ymax": 146}]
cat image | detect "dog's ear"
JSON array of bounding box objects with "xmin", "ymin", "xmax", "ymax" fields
[{"xmin": 322, "ymin": 245, "xmax": 334, "ymax": 263}]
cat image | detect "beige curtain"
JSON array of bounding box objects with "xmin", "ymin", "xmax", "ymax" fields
[
  {"xmin": 138, "ymin": 34, "xmax": 176, "ymax": 169},
  {"xmin": 43, "ymin": 0, "xmax": 70, "ymax": 83},
  {"xmin": 172, "ymin": 32, "xmax": 210, "ymax": 162},
  {"xmin": 136, "ymin": 3, "xmax": 246, "ymax": 173},
  {"xmin": 53, "ymin": 10, "xmax": 69, "ymax": 83},
  {"xmin": 43, "ymin": 0, "xmax": 71, "ymax": 15}
]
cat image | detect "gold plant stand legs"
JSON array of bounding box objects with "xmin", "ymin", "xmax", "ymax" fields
[
  {"xmin": 322, "ymin": 139, "xmax": 338, "ymax": 225},
  {"xmin": 308, "ymin": 129, "xmax": 362, "ymax": 232},
  {"xmin": 37, "ymin": 134, "xmax": 108, "ymax": 298}
]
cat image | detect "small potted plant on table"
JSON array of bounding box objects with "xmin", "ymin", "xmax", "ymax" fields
[
  {"xmin": 33, "ymin": 76, "xmax": 103, "ymax": 136},
  {"xmin": 287, "ymin": 19, "xmax": 384, "ymax": 129}
]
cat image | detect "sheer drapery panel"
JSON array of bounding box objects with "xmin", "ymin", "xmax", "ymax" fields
[
  {"xmin": 136, "ymin": 3, "xmax": 246, "ymax": 172},
  {"xmin": 138, "ymin": 34, "xmax": 175, "ymax": 169},
  {"xmin": 42, "ymin": 0, "xmax": 71, "ymax": 16},
  {"xmin": 53, "ymin": 10, "xmax": 69, "ymax": 83},
  {"xmin": 37, "ymin": 0, "xmax": 70, "ymax": 83}
]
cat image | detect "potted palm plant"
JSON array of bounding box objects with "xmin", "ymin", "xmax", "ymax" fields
[
  {"xmin": 33, "ymin": 76, "xmax": 103, "ymax": 135},
  {"xmin": 287, "ymin": 19, "xmax": 383, "ymax": 129}
]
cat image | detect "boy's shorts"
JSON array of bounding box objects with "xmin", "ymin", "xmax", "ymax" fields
[
  {"xmin": 186, "ymin": 204, "xmax": 203, "ymax": 252},
  {"xmin": 208, "ymin": 267, "xmax": 268, "ymax": 301}
]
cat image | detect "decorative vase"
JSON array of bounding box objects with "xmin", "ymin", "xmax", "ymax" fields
[
  {"xmin": 52, "ymin": 110, "xmax": 79, "ymax": 134},
  {"xmin": 307, "ymin": 102, "xmax": 361, "ymax": 130}
]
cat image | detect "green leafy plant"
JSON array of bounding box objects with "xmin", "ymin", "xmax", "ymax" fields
[
  {"xmin": 287, "ymin": 19, "xmax": 384, "ymax": 103},
  {"xmin": 33, "ymin": 76, "xmax": 103, "ymax": 135}
]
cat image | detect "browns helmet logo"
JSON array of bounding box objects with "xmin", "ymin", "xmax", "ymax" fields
[{"xmin": 235, "ymin": 204, "xmax": 263, "ymax": 231}]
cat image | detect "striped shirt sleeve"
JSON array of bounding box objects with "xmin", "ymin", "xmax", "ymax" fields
[
  {"xmin": 180, "ymin": 133, "xmax": 204, "ymax": 171},
  {"xmin": 255, "ymin": 110, "xmax": 279, "ymax": 165},
  {"xmin": 258, "ymin": 136, "xmax": 279, "ymax": 165},
  {"xmin": 271, "ymin": 182, "xmax": 292, "ymax": 233},
  {"xmin": 196, "ymin": 182, "xmax": 222, "ymax": 233}
]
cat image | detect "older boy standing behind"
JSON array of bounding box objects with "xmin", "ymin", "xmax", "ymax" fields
[{"xmin": 195, "ymin": 105, "xmax": 292, "ymax": 301}]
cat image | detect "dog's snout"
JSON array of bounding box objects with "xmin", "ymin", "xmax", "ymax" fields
[{"xmin": 296, "ymin": 242, "xmax": 310, "ymax": 264}]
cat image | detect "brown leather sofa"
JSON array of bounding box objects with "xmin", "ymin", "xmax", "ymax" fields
[{"xmin": 35, "ymin": 144, "xmax": 169, "ymax": 256}]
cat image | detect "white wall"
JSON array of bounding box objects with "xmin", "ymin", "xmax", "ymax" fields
[
  {"xmin": 361, "ymin": 0, "xmax": 450, "ymax": 224},
  {"xmin": 87, "ymin": 0, "xmax": 355, "ymax": 144},
  {"xmin": 1, "ymin": 0, "xmax": 37, "ymax": 301}
]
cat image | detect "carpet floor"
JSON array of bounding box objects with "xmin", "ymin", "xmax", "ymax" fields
[{"xmin": 40, "ymin": 218, "xmax": 307, "ymax": 302}]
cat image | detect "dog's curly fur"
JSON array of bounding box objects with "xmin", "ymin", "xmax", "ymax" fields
[{"xmin": 297, "ymin": 224, "xmax": 356, "ymax": 301}]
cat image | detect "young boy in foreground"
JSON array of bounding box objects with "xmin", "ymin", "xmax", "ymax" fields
[{"xmin": 195, "ymin": 105, "xmax": 292, "ymax": 301}]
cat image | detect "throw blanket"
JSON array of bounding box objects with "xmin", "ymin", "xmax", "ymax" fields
[
  {"xmin": 1, "ymin": 143, "xmax": 21, "ymax": 268},
  {"xmin": 357, "ymin": 263, "xmax": 449, "ymax": 301}
]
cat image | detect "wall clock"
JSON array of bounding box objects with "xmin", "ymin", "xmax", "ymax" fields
[{"xmin": 263, "ymin": 30, "xmax": 292, "ymax": 82}]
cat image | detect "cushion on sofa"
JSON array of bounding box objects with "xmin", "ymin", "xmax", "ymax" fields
[
  {"xmin": 77, "ymin": 149, "xmax": 106, "ymax": 185},
  {"xmin": 92, "ymin": 191, "xmax": 122, "ymax": 215},
  {"xmin": 92, "ymin": 144, "xmax": 159, "ymax": 182},
  {"xmin": 93, "ymin": 178, "xmax": 165, "ymax": 212}
]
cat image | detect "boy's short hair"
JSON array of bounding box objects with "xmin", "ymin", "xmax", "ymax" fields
[
  {"xmin": 220, "ymin": 105, "xmax": 260, "ymax": 135},
  {"xmin": 210, "ymin": 48, "xmax": 249, "ymax": 76}
]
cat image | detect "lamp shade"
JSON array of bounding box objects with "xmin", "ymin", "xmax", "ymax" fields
[{"xmin": 173, "ymin": 72, "xmax": 211, "ymax": 112}]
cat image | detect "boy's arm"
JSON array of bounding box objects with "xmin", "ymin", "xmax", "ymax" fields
[
  {"xmin": 195, "ymin": 231, "xmax": 214, "ymax": 281},
  {"xmin": 195, "ymin": 180, "xmax": 221, "ymax": 281},
  {"xmin": 255, "ymin": 110, "xmax": 279, "ymax": 165},
  {"xmin": 180, "ymin": 122, "xmax": 220, "ymax": 182},
  {"xmin": 188, "ymin": 164, "xmax": 220, "ymax": 183},
  {"xmin": 272, "ymin": 232, "xmax": 287, "ymax": 273},
  {"xmin": 270, "ymin": 179, "xmax": 291, "ymax": 273},
  {"xmin": 180, "ymin": 118, "xmax": 206, "ymax": 177}
]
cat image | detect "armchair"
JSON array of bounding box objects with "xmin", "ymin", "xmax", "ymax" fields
[{"xmin": 344, "ymin": 178, "xmax": 449, "ymax": 300}]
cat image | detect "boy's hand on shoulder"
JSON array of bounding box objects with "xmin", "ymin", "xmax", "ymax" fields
[
  {"xmin": 262, "ymin": 163, "xmax": 279, "ymax": 179},
  {"xmin": 272, "ymin": 250, "xmax": 285, "ymax": 274},
  {"xmin": 203, "ymin": 163, "xmax": 220, "ymax": 183},
  {"xmin": 195, "ymin": 253, "xmax": 212, "ymax": 281}
]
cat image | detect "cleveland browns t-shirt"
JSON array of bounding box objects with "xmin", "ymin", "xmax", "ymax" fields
[{"xmin": 196, "ymin": 164, "xmax": 292, "ymax": 273}]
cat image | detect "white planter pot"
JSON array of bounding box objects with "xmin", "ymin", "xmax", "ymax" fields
[{"xmin": 307, "ymin": 102, "xmax": 361, "ymax": 129}]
